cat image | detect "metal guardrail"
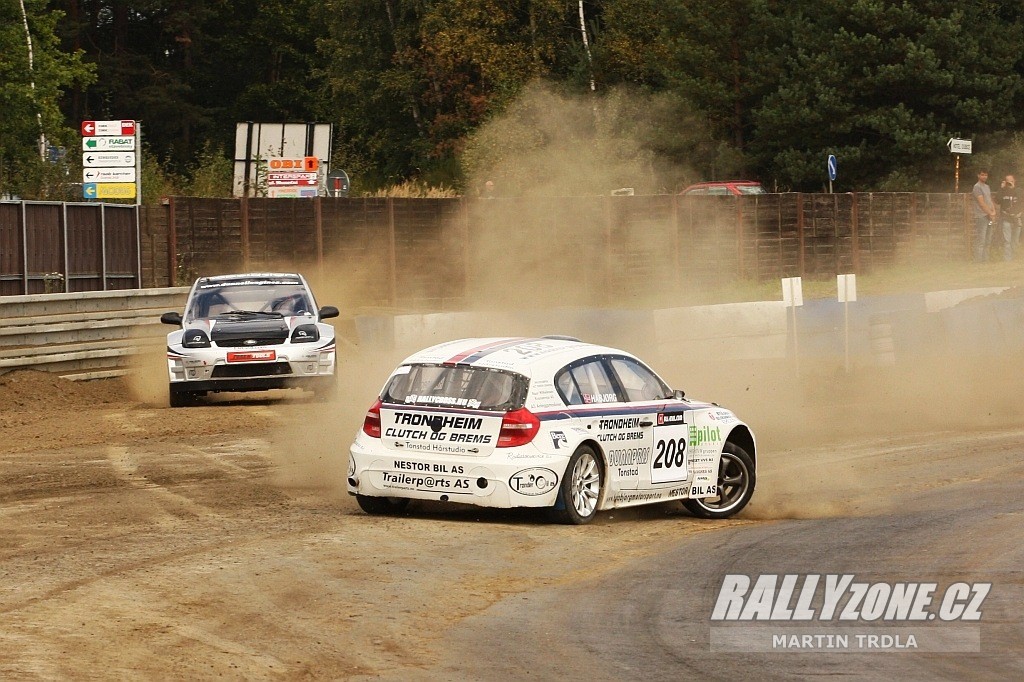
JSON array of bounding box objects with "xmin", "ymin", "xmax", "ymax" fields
[{"xmin": 0, "ymin": 287, "xmax": 188, "ymax": 380}]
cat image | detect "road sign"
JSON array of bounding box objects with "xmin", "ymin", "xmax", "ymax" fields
[
  {"xmin": 827, "ymin": 155, "xmax": 838, "ymax": 182},
  {"xmin": 81, "ymin": 120, "xmax": 136, "ymax": 136},
  {"xmin": 327, "ymin": 170, "xmax": 350, "ymax": 197},
  {"xmin": 82, "ymin": 136, "xmax": 135, "ymax": 151},
  {"xmin": 948, "ymin": 138, "xmax": 972, "ymax": 154},
  {"xmin": 266, "ymin": 171, "xmax": 318, "ymax": 187},
  {"xmin": 83, "ymin": 182, "xmax": 137, "ymax": 199},
  {"xmin": 83, "ymin": 168, "xmax": 137, "ymax": 183},
  {"xmin": 83, "ymin": 152, "xmax": 135, "ymax": 168}
]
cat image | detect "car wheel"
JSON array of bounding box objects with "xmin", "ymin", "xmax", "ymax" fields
[
  {"xmin": 356, "ymin": 495, "xmax": 411, "ymax": 515},
  {"xmin": 168, "ymin": 386, "xmax": 194, "ymax": 408},
  {"xmin": 549, "ymin": 445, "xmax": 603, "ymax": 525},
  {"xmin": 683, "ymin": 442, "xmax": 755, "ymax": 519}
]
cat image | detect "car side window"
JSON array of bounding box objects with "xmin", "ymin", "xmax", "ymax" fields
[
  {"xmin": 609, "ymin": 358, "xmax": 669, "ymax": 402},
  {"xmin": 570, "ymin": 360, "xmax": 619, "ymax": 404},
  {"xmin": 556, "ymin": 369, "xmax": 582, "ymax": 405}
]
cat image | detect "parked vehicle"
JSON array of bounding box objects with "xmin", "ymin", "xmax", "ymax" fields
[{"xmin": 679, "ymin": 181, "xmax": 767, "ymax": 196}]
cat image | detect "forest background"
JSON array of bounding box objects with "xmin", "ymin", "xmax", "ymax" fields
[{"xmin": 4, "ymin": 0, "xmax": 1024, "ymax": 203}]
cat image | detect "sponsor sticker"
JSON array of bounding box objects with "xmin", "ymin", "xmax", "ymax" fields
[
  {"xmin": 226, "ymin": 350, "xmax": 276, "ymax": 363},
  {"xmin": 509, "ymin": 468, "xmax": 558, "ymax": 496}
]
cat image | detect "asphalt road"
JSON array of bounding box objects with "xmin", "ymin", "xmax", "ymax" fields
[{"xmin": 427, "ymin": 428, "xmax": 1024, "ymax": 681}]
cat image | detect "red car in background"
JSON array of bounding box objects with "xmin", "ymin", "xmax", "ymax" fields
[{"xmin": 679, "ymin": 181, "xmax": 767, "ymax": 196}]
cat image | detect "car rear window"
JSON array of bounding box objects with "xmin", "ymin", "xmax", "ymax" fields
[{"xmin": 382, "ymin": 364, "xmax": 527, "ymax": 411}]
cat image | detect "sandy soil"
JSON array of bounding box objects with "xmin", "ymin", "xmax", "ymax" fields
[{"xmin": 1, "ymin": 321, "xmax": 1022, "ymax": 679}]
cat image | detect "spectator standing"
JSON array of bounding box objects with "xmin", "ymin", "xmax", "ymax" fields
[
  {"xmin": 997, "ymin": 174, "xmax": 1022, "ymax": 260},
  {"xmin": 972, "ymin": 170, "xmax": 997, "ymax": 262}
]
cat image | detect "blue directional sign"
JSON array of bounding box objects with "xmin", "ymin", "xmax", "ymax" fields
[
  {"xmin": 828, "ymin": 154, "xmax": 838, "ymax": 182},
  {"xmin": 83, "ymin": 183, "xmax": 98, "ymax": 199}
]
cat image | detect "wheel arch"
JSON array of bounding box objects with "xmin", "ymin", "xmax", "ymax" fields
[
  {"xmin": 575, "ymin": 437, "xmax": 610, "ymax": 507},
  {"xmin": 726, "ymin": 425, "xmax": 756, "ymax": 468}
]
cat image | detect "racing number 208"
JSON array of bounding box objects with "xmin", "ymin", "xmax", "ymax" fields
[{"xmin": 654, "ymin": 437, "xmax": 687, "ymax": 470}]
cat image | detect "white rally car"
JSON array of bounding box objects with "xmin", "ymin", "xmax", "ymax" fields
[
  {"xmin": 348, "ymin": 337, "xmax": 756, "ymax": 524},
  {"xmin": 160, "ymin": 273, "xmax": 339, "ymax": 407}
]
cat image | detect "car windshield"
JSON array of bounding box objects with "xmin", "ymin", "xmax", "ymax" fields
[
  {"xmin": 382, "ymin": 364, "xmax": 527, "ymax": 412},
  {"xmin": 737, "ymin": 184, "xmax": 767, "ymax": 195},
  {"xmin": 186, "ymin": 280, "xmax": 314, "ymax": 321}
]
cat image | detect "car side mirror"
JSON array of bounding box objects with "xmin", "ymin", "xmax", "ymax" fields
[
  {"xmin": 161, "ymin": 311, "xmax": 183, "ymax": 326},
  {"xmin": 673, "ymin": 389, "xmax": 686, "ymax": 400},
  {"xmin": 318, "ymin": 305, "xmax": 339, "ymax": 320}
]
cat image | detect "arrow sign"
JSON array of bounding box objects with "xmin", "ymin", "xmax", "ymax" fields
[
  {"xmin": 827, "ymin": 155, "xmax": 838, "ymax": 182},
  {"xmin": 81, "ymin": 120, "xmax": 136, "ymax": 136},
  {"xmin": 82, "ymin": 136, "xmax": 135, "ymax": 151},
  {"xmin": 83, "ymin": 183, "xmax": 97, "ymax": 198},
  {"xmin": 948, "ymin": 138, "xmax": 972, "ymax": 154},
  {"xmin": 83, "ymin": 168, "xmax": 136, "ymax": 183},
  {"xmin": 82, "ymin": 152, "xmax": 135, "ymax": 167}
]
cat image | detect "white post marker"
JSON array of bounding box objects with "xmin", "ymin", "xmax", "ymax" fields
[
  {"xmin": 781, "ymin": 277, "xmax": 804, "ymax": 376},
  {"xmin": 837, "ymin": 273, "xmax": 857, "ymax": 372}
]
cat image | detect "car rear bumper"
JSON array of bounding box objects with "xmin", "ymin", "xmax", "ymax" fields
[{"xmin": 347, "ymin": 440, "xmax": 566, "ymax": 509}]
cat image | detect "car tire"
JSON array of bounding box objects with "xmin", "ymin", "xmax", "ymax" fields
[
  {"xmin": 356, "ymin": 495, "xmax": 411, "ymax": 515},
  {"xmin": 683, "ymin": 441, "xmax": 755, "ymax": 519},
  {"xmin": 168, "ymin": 386, "xmax": 194, "ymax": 408},
  {"xmin": 548, "ymin": 445, "xmax": 603, "ymax": 525}
]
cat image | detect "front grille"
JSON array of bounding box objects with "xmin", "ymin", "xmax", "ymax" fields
[
  {"xmin": 211, "ymin": 362, "xmax": 293, "ymax": 378},
  {"xmin": 215, "ymin": 336, "xmax": 287, "ymax": 348}
]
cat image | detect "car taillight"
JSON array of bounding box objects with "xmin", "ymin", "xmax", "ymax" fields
[
  {"xmin": 497, "ymin": 407, "xmax": 540, "ymax": 448},
  {"xmin": 362, "ymin": 399, "xmax": 382, "ymax": 438}
]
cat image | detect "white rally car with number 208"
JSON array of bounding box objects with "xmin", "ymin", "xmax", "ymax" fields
[{"xmin": 347, "ymin": 337, "xmax": 756, "ymax": 524}]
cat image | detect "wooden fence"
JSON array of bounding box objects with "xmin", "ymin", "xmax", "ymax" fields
[
  {"xmin": 0, "ymin": 201, "xmax": 141, "ymax": 296},
  {"xmin": 3, "ymin": 193, "xmax": 972, "ymax": 305},
  {"xmin": 152, "ymin": 193, "xmax": 971, "ymax": 308}
]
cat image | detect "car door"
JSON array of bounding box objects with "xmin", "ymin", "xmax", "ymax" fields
[
  {"xmin": 555, "ymin": 356, "xmax": 656, "ymax": 490},
  {"xmin": 605, "ymin": 357, "xmax": 689, "ymax": 492}
]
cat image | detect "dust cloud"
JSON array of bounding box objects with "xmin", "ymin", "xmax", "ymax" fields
[{"xmin": 127, "ymin": 83, "xmax": 1024, "ymax": 520}]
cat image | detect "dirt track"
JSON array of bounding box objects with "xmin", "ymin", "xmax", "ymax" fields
[{"xmin": 2, "ymin": 329, "xmax": 1023, "ymax": 679}]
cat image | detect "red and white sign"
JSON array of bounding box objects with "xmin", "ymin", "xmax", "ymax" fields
[
  {"xmin": 81, "ymin": 120, "xmax": 136, "ymax": 137},
  {"xmin": 267, "ymin": 172, "xmax": 318, "ymax": 187},
  {"xmin": 227, "ymin": 350, "xmax": 276, "ymax": 363}
]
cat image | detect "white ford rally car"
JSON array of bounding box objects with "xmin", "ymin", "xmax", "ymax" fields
[
  {"xmin": 160, "ymin": 273, "xmax": 339, "ymax": 407},
  {"xmin": 348, "ymin": 336, "xmax": 756, "ymax": 524}
]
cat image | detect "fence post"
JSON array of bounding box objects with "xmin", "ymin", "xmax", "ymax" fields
[
  {"xmin": 671, "ymin": 193, "xmax": 681, "ymax": 290},
  {"xmin": 62, "ymin": 202, "xmax": 70, "ymax": 292},
  {"xmin": 387, "ymin": 197, "xmax": 397, "ymax": 307},
  {"xmin": 135, "ymin": 204, "xmax": 142, "ymax": 288},
  {"xmin": 167, "ymin": 197, "xmax": 177, "ymax": 286},
  {"xmin": 850, "ymin": 192, "xmax": 860, "ymax": 274},
  {"xmin": 20, "ymin": 201, "xmax": 28, "ymax": 295},
  {"xmin": 100, "ymin": 203, "xmax": 108, "ymax": 290},
  {"xmin": 796, "ymin": 193, "xmax": 806, "ymax": 277},
  {"xmin": 240, "ymin": 196, "xmax": 250, "ymax": 271},
  {"xmin": 314, "ymin": 195, "xmax": 324, "ymax": 283}
]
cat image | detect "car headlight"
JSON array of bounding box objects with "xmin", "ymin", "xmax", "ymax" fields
[
  {"xmin": 291, "ymin": 324, "xmax": 319, "ymax": 343},
  {"xmin": 182, "ymin": 330, "xmax": 211, "ymax": 348}
]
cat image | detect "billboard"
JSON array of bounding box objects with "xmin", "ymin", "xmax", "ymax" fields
[{"xmin": 233, "ymin": 122, "xmax": 333, "ymax": 197}]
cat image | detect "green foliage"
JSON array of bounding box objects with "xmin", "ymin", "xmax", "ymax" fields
[
  {"xmin": 0, "ymin": 0, "xmax": 1018, "ymax": 198},
  {"xmin": 0, "ymin": 0, "xmax": 93, "ymax": 198},
  {"xmin": 183, "ymin": 142, "xmax": 232, "ymax": 197}
]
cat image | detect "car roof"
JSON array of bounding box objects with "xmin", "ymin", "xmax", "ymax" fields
[
  {"xmin": 399, "ymin": 337, "xmax": 638, "ymax": 377},
  {"xmin": 195, "ymin": 272, "xmax": 306, "ymax": 287}
]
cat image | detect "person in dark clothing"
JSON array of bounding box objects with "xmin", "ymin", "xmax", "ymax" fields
[{"xmin": 997, "ymin": 174, "xmax": 1022, "ymax": 260}]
